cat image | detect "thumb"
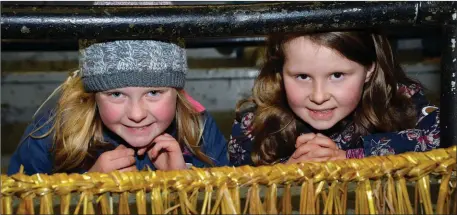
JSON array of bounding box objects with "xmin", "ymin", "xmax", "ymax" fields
[
  {"xmin": 316, "ymin": 133, "xmax": 325, "ymax": 137},
  {"xmin": 116, "ymin": 144, "xmax": 127, "ymax": 150},
  {"xmin": 137, "ymin": 147, "xmax": 147, "ymax": 156}
]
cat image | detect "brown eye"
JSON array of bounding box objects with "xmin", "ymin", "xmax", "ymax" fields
[
  {"xmin": 297, "ymin": 74, "xmax": 309, "ymax": 80},
  {"xmin": 331, "ymin": 72, "xmax": 344, "ymax": 80}
]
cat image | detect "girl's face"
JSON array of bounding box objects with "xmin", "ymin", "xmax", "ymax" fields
[
  {"xmin": 95, "ymin": 87, "xmax": 177, "ymax": 148},
  {"xmin": 282, "ymin": 36, "xmax": 374, "ymax": 131}
]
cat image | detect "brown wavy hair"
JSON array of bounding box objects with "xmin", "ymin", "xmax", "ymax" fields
[
  {"xmin": 241, "ymin": 31, "xmax": 419, "ymax": 165},
  {"xmin": 31, "ymin": 70, "xmax": 213, "ymax": 172}
]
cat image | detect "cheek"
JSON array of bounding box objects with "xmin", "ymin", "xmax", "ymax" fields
[
  {"xmin": 97, "ymin": 101, "xmax": 123, "ymax": 124},
  {"xmin": 152, "ymin": 97, "xmax": 177, "ymax": 122},
  {"xmin": 335, "ymin": 81, "xmax": 365, "ymax": 108},
  {"xmin": 284, "ymin": 78, "xmax": 307, "ymax": 107}
]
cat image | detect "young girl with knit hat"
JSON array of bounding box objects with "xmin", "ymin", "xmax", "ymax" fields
[{"xmin": 8, "ymin": 40, "xmax": 229, "ymax": 175}]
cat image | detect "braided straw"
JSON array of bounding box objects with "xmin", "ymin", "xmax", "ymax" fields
[{"xmin": 1, "ymin": 146, "xmax": 456, "ymax": 214}]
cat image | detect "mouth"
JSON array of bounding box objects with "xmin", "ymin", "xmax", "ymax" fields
[
  {"xmin": 309, "ymin": 108, "xmax": 335, "ymax": 113},
  {"xmin": 124, "ymin": 123, "xmax": 153, "ymax": 131},
  {"xmin": 307, "ymin": 108, "xmax": 336, "ymax": 120}
]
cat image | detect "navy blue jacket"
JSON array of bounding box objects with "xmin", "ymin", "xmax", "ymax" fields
[{"xmin": 8, "ymin": 110, "xmax": 230, "ymax": 175}]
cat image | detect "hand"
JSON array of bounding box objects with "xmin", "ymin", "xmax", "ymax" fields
[
  {"xmin": 286, "ymin": 133, "xmax": 346, "ymax": 164},
  {"xmin": 137, "ymin": 133, "xmax": 187, "ymax": 171},
  {"xmin": 88, "ymin": 144, "xmax": 137, "ymax": 173}
]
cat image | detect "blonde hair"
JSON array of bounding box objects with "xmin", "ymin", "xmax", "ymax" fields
[{"xmin": 30, "ymin": 70, "xmax": 213, "ymax": 173}]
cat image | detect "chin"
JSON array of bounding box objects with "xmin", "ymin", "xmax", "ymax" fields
[
  {"xmin": 306, "ymin": 121, "xmax": 337, "ymax": 131},
  {"xmin": 124, "ymin": 138, "xmax": 154, "ymax": 148}
]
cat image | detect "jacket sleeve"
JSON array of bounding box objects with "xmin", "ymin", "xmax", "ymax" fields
[
  {"xmin": 228, "ymin": 111, "xmax": 255, "ymax": 166},
  {"xmin": 350, "ymin": 86, "xmax": 440, "ymax": 158},
  {"xmin": 7, "ymin": 111, "xmax": 54, "ymax": 175},
  {"xmin": 200, "ymin": 111, "xmax": 230, "ymax": 167},
  {"xmin": 360, "ymin": 109, "xmax": 440, "ymax": 157}
]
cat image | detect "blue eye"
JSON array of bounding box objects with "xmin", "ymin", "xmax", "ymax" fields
[
  {"xmin": 108, "ymin": 92, "xmax": 122, "ymax": 98},
  {"xmin": 147, "ymin": 90, "xmax": 161, "ymax": 97}
]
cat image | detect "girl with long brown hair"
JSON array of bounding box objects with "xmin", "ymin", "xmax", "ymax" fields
[
  {"xmin": 8, "ymin": 40, "xmax": 229, "ymax": 175},
  {"xmin": 229, "ymin": 31, "xmax": 440, "ymax": 166}
]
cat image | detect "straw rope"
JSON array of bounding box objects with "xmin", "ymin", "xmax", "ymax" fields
[{"xmin": 1, "ymin": 146, "xmax": 456, "ymax": 214}]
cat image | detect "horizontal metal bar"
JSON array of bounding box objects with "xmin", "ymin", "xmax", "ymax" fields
[
  {"xmin": 1, "ymin": 25, "xmax": 444, "ymax": 51},
  {"xmin": 1, "ymin": 1, "xmax": 453, "ymax": 40},
  {"xmin": 0, "ymin": 37, "xmax": 267, "ymax": 51}
]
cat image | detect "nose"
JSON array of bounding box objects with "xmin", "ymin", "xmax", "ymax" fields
[
  {"xmin": 127, "ymin": 100, "xmax": 147, "ymax": 123},
  {"xmin": 310, "ymin": 81, "xmax": 331, "ymax": 105}
]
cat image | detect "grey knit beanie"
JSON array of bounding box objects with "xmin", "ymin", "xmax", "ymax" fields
[{"xmin": 79, "ymin": 40, "xmax": 187, "ymax": 92}]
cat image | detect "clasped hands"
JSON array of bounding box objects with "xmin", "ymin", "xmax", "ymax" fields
[{"xmin": 286, "ymin": 133, "xmax": 346, "ymax": 164}]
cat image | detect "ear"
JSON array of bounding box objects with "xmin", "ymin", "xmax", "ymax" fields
[{"xmin": 365, "ymin": 63, "xmax": 375, "ymax": 83}]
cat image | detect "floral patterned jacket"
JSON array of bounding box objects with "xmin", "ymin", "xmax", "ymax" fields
[{"xmin": 228, "ymin": 83, "xmax": 440, "ymax": 166}]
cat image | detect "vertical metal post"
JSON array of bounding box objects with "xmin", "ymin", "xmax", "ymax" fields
[{"xmin": 440, "ymin": 9, "xmax": 457, "ymax": 147}]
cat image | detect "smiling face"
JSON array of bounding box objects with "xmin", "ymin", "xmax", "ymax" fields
[
  {"xmin": 282, "ymin": 36, "xmax": 374, "ymax": 131},
  {"xmin": 95, "ymin": 87, "xmax": 177, "ymax": 148}
]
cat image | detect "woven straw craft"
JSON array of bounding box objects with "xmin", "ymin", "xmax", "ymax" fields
[{"xmin": 1, "ymin": 146, "xmax": 455, "ymax": 214}]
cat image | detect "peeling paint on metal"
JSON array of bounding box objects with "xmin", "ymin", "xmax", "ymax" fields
[
  {"xmin": 452, "ymin": 38, "xmax": 456, "ymax": 49},
  {"xmin": 235, "ymin": 14, "xmax": 250, "ymax": 22},
  {"xmin": 452, "ymin": 12, "xmax": 456, "ymax": 20},
  {"xmin": 343, "ymin": 8, "xmax": 361, "ymax": 13},
  {"xmin": 414, "ymin": 2, "xmax": 419, "ymax": 22},
  {"xmin": 1, "ymin": 2, "xmax": 453, "ymax": 40},
  {"xmin": 20, "ymin": 26, "xmax": 30, "ymax": 34},
  {"xmin": 451, "ymin": 81, "xmax": 456, "ymax": 92},
  {"xmin": 389, "ymin": 19, "xmax": 400, "ymax": 23}
]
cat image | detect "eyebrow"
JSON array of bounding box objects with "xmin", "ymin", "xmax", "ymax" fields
[{"xmin": 283, "ymin": 66, "xmax": 307, "ymax": 74}]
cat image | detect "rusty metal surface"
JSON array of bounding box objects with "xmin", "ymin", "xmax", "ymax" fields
[{"xmin": 1, "ymin": 2, "xmax": 453, "ymax": 40}]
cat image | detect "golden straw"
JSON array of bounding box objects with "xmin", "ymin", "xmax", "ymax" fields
[{"xmin": 0, "ymin": 146, "xmax": 454, "ymax": 215}]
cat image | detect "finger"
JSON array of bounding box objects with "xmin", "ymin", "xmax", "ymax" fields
[
  {"xmin": 316, "ymin": 133, "xmax": 325, "ymax": 137},
  {"xmin": 295, "ymin": 133, "xmax": 317, "ymax": 148},
  {"xmin": 137, "ymin": 140, "xmax": 159, "ymax": 156},
  {"xmin": 161, "ymin": 133, "xmax": 174, "ymax": 138},
  {"xmin": 293, "ymin": 155, "xmax": 331, "ymax": 163},
  {"xmin": 148, "ymin": 140, "xmax": 180, "ymax": 158},
  {"xmin": 119, "ymin": 165, "xmax": 138, "ymax": 172},
  {"xmin": 307, "ymin": 147, "xmax": 335, "ymax": 158},
  {"xmin": 111, "ymin": 156, "xmax": 136, "ymax": 170},
  {"xmin": 105, "ymin": 148, "xmax": 135, "ymax": 160},
  {"xmin": 291, "ymin": 143, "xmax": 318, "ymax": 159},
  {"xmin": 292, "ymin": 154, "xmax": 330, "ymax": 163},
  {"xmin": 152, "ymin": 134, "xmax": 176, "ymax": 142},
  {"xmin": 308, "ymin": 136, "xmax": 338, "ymax": 149},
  {"xmin": 308, "ymin": 157, "xmax": 332, "ymax": 162},
  {"xmin": 137, "ymin": 147, "xmax": 147, "ymax": 156},
  {"xmin": 116, "ymin": 144, "xmax": 127, "ymax": 149}
]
